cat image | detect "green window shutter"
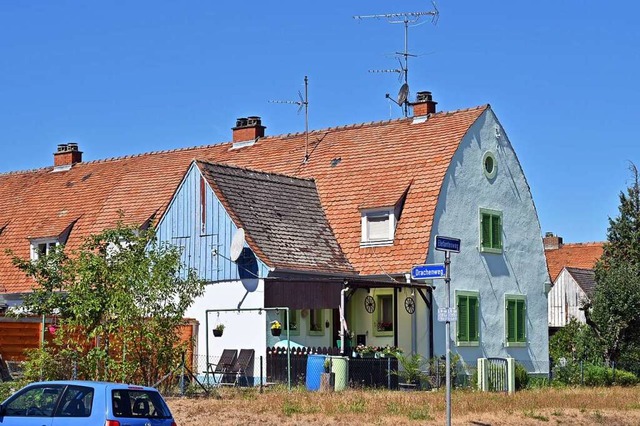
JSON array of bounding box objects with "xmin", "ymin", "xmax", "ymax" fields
[
  {"xmin": 457, "ymin": 295, "xmax": 469, "ymax": 342},
  {"xmin": 506, "ymin": 299, "xmax": 516, "ymax": 342},
  {"xmin": 468, "ymin": 296, "xmax": 479, "ymax": 342},
  {"xmin": 516, "ymin": 299, "xmax": 526, "ymax": 342},
  {"xmin": 481, "ymin": 214, "xmax": 491, "ymax": 248},
  {"xmin": 492, "ymin": 215, "xmax": 502, "ymax": 249}
]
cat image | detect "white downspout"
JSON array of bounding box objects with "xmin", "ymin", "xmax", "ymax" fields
[
  {"xmin": 406, "ymin": 273, "xmax": 417, "ymax": 354},
  {"xmin": 340, "ymin": 287, "xmax": 348, "ymax": 355}
]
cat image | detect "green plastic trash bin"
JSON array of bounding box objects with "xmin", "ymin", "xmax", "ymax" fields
[{"xmin": 330, "ymin": 356, "xmax": 349, "ymax": 391}]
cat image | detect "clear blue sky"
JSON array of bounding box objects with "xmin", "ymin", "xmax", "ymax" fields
[{"xmin": 1, "ymin": 1, "xmax": 638, "ymax": 244}]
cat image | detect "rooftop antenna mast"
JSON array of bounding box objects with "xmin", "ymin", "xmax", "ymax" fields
[
  {"xmin": 270, "ymin": 76, "xmax": 310, "ymax": 163},
  {"xmin": 354, "ymin": 2, "xmax": 439, "ymax": 117}
]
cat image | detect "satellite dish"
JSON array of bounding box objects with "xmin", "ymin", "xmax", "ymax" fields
[
  {"xmin": 229, "ymin": 228, "xmax": 245, "ymax": 262},
  {"xmin": 237, "ymin": 248, "xmax": 259, "ymax": 292},
  {"xmin": 397, "ymin": 83, "xmax": 409, "ymax": 105}
]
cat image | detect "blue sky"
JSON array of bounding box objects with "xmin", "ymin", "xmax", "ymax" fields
[{"xmin": 0, "ymin": 1, "xmax": 638, "ymax": 244}]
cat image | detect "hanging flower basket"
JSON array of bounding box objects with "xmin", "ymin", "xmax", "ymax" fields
[
  {"xmin": 271, "ymin": 320, "xmax": 282, "ymax": 336},
  {"xmin": 213, "ymin": 324, "xmax": 225, "ymax": 337}
]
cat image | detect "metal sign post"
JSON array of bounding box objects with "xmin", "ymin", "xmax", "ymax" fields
[{"xmin": 434, "ymin": 235, "xmax": 460, "ymax": 426}]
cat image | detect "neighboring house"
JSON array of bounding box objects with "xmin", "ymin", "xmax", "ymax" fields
[
  {"xmin": 544, "ymin": 233, "xmax": 603, "ymax": 331},
  {"xmin": 0, "ymin": 92, "xmax": 550, "ymax": 379}
]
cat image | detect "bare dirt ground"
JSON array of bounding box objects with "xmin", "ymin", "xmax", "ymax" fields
[{"xmin": 167, "ymin": 386, "xmax": 640, "ymax": 425}]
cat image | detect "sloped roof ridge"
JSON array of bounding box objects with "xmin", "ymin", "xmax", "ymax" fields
[
  {"xmin": 197, "ymin": 160, "xmax": 316, "ymax": 185},
  {"xmin": 0, "ymin": 104, "xmax": 490, "ymax": 176},
  {"xmin": 266, "ymin": 104, "xmax": 489, "ymax": 141},
  {"xmin": 565, "ymin": 266, "xmax": 595, "ymax": 272},
  {"xmin": 561, "ymin": 241, "xmax": 605, "ymax": 247}
]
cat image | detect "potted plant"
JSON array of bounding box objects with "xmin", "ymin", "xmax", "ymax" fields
[
  {"xmin": 213, "ymin": 323, "xmax": 225, "ymax": 337},
  {"xmin": 271, "ymin": 320, "xmax": 282, "ymax": 336},
  {"xmin": 393, "ymin": 353, "xmax": 427, "ymax": 391}
]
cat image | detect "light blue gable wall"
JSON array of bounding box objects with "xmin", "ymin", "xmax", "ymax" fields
[
  {"xmin": 155, "ymin": 162, "xmax": 269, "ymax": 283},
  {"xmin": 428, "ymin": 108, "xmax": 549, "ymax": 374}
]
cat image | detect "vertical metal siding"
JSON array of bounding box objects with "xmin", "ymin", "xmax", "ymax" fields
[{"xmin": 156, "ymin": 163, "xmax": 269, "ymax": 283}]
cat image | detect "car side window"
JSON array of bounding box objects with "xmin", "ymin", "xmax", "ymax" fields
[
  {"xmin": 4, "ymin": 385, "xmax": 64, "ymax": 417},
  {"xmin": 54, "ymin": 386, "xmax": 94, "ymax": 417}
]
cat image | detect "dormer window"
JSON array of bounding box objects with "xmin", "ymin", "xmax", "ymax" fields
[
  {"xmin": 361, "ymin": 208, "xmax": 396, "ymax": 247},
  {"xmin": 30, "ymin": 238, "xmax": 59, "ymax": 260}
]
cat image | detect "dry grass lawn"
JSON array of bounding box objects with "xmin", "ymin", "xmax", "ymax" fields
[{"xmin": 167, "ymin": 386, "xmax": 640, "ymax": 425}]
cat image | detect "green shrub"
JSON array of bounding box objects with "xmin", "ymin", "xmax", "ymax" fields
[
  {"xmin": 582, "ymin": 364, "xmax": 638, "ymax": 387},
  {"xmin": 0, "ymin": 380, "xmax": 29, "ymax": 402},
  {"xmin": 514, "ymin": 362, "xmax": 529, "ymax": 390}
]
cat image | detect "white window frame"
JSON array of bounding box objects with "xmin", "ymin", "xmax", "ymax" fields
[
  {"xmin": 360, "ymin": 208, "xmax": 396, "ymax": 247},
  {"xmin": 30, "ymin": 238, "xmax": 59, "ymax": 261}
]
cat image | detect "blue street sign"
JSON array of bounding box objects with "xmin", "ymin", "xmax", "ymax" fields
[
  {"xmin": 411, "ymin": 263, "xmax": 446, "ymax": 280},
  {"xmin": 435, "ymin": 235, "xmax": 461, "ymax": 253}
]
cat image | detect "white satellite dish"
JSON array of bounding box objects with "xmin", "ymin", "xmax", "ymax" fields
[{"xmin": 229, "ymin": 228, "xmax": 245, "ymax": 262}]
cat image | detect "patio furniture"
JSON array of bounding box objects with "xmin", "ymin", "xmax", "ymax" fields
[
  {"xmin": 205, "ymin": 349, "xmax": 237, "ymax": 386},
  {"xmin": 222, "ymin": 349, "xmax": 254, "ymax": 387}
]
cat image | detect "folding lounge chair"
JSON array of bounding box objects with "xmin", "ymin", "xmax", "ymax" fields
[
  {"xmin": 206, "ymin": 349, "xmax": 237, "ymax": 386},
  {"xmin": 228, "ymin": 349, "xmax": 255, "ymax": 387}
]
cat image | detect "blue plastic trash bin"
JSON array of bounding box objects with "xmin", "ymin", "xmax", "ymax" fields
[{"xmin": 306, "ymin": 354, "xmax": 326, "ymax": 391}]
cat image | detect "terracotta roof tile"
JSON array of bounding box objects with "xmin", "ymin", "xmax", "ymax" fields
[
  {"xmin": 0, "ymin": 106, "xmax": 487, "ymax": 293},
  {"xmin": 545, "ymin": 242, "xmax": 604, "ymax": 281}
]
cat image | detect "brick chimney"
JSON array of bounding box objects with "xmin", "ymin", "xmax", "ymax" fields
[
  {"xmin": 53, "ymin": 143, "xmax": 82, "ymax": 167},
  {"xmin": 543, "ymin": 232, "xmax": 563, "ymax": 250},
  {"xmin": 232, "ymin": 116, "xmax": 265, "ymax": 142},
  {"xmin": 411, "ymin": 91, "xmax": 437, "ymax": 116}
]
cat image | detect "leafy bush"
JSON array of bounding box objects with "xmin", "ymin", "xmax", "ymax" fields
[
  {"xmin": 0, "ymin": 380, "xmax": 29, "ymax": 402},
  {"xmin": 583, "ymin": 365, "xmax": 638, "ymax": 387},
  {"xmin": 514, "ymin": 362, "xmax": 529, "ymax": 390}
]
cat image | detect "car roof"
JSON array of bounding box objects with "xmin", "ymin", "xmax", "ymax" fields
[{"xmin": 27, "ymin": 381, "xmax": 160, "ymax": 392}]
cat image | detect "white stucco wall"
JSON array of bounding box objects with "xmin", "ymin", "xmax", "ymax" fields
[
  {"xmin": 186, "ymin": 279, "xmax": 266, "ymax": 377},
  {"xmin": 429, "ymin": 108, "xmax": 549, "ymax": 374}
]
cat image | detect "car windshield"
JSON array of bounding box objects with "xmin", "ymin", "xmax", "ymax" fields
[{"xmin": 111, "ymin": 389, "xmax": 171, "ymax": 419}]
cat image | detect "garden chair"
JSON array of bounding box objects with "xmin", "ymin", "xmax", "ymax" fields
[
  {"xmin": 225, "ymin": 349, "xmax": 255, "ymax": 387},
  {"xmin": 206, "ymin": 349, "xmax": 237, "ymax": 386}
]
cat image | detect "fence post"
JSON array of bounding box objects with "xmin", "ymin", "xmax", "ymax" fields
[
  {"xmin": 478, "ymin": 358, "xmax": 489, "ymax": 392},
  {"xmin": 548, "ymin": 357, "xmax": 553, "ymax": 383},
  {"xmin": 506, "ymin": 358, "xmax": 515, "ymax": 395},
  {"xmin": 260, "ymin": 356, "xmax": 263, "ymax": 394},
  {"xmin": 387, "ymin": 357, "xmax": 391, "ymax": 390},
  {"xmin": 580, "ymin": 360, "xmax": 584, "ymax": 386}
]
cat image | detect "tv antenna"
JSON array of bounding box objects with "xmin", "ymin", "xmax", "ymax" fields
[
  {"xmin": 354, "ymin": 2, "xmax": 439, "ymax": 117},
  {"xmin": 270, "ymin": 76, "xmax": 310, "ymax": 163}
]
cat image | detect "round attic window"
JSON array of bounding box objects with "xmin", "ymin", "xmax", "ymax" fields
[{"xmin": 483, "ymin": 151, "xmax": 497, "ymax": 179}]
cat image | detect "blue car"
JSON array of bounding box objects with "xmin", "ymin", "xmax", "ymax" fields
[{"xmin": 0, "ymin": 380, "xmax": 176, "ymax": 426}]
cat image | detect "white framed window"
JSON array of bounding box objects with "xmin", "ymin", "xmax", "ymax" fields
[
  {"xmin": 361, "ymin": 208, "xmax": 396, "ymax": 247},
  {"xmin": 30, "ymin": 239, "xmax": 59, "ymax": 260},
  {"xmin": 372, "ymin": 289, "xmax": 394, "ymax": 337}
]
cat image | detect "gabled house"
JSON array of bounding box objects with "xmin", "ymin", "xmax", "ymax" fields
[
  {"xmin": 0, "ymin": 92, "xmax": 550, "ymax": 379},
  {"xmin": 544, "ymin": 233, "xmax": 604, "ymax": 331}
]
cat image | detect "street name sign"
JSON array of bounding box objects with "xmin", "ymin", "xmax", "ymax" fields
[
  {"xmin": 435, "ymin": 235, "xmax": 461, "ymax": 253},
  {"xmin": 411, "ymin": 263, "xmax": 446, "ymax": 280},
  {"xmin": 437, "ymin": 307, "xmax": 458, "ymax": 322}
]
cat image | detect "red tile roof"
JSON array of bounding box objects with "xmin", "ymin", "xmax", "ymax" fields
[
  {"xmin": 0, "ymin": 105, "xmax": 488, "ymax": 294},
  {"xmin": 545, "ymin": 242, "xmax": 604, "ymax": 281}
]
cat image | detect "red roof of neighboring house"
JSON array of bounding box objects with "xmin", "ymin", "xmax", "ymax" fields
[
  {"xmin": 0, "ymin": 105, "xmax": 488, "ymax": 294},
  {"xmin": 545, "ymin": 242, "xmax": 604, "ymax": 281}
]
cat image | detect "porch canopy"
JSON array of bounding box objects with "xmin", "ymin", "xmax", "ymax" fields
[{"xmin": 264, "ymin": 271, "xmax": 433, "ymax": 310}]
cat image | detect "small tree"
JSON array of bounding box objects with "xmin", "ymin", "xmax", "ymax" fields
[
  {"xmin": 10, "ymin": 223, "xmax": 205, "ymax": 384},
  {"xmin": 584, "ymin": 163, "xmax": 640, "ymax": 364}
]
